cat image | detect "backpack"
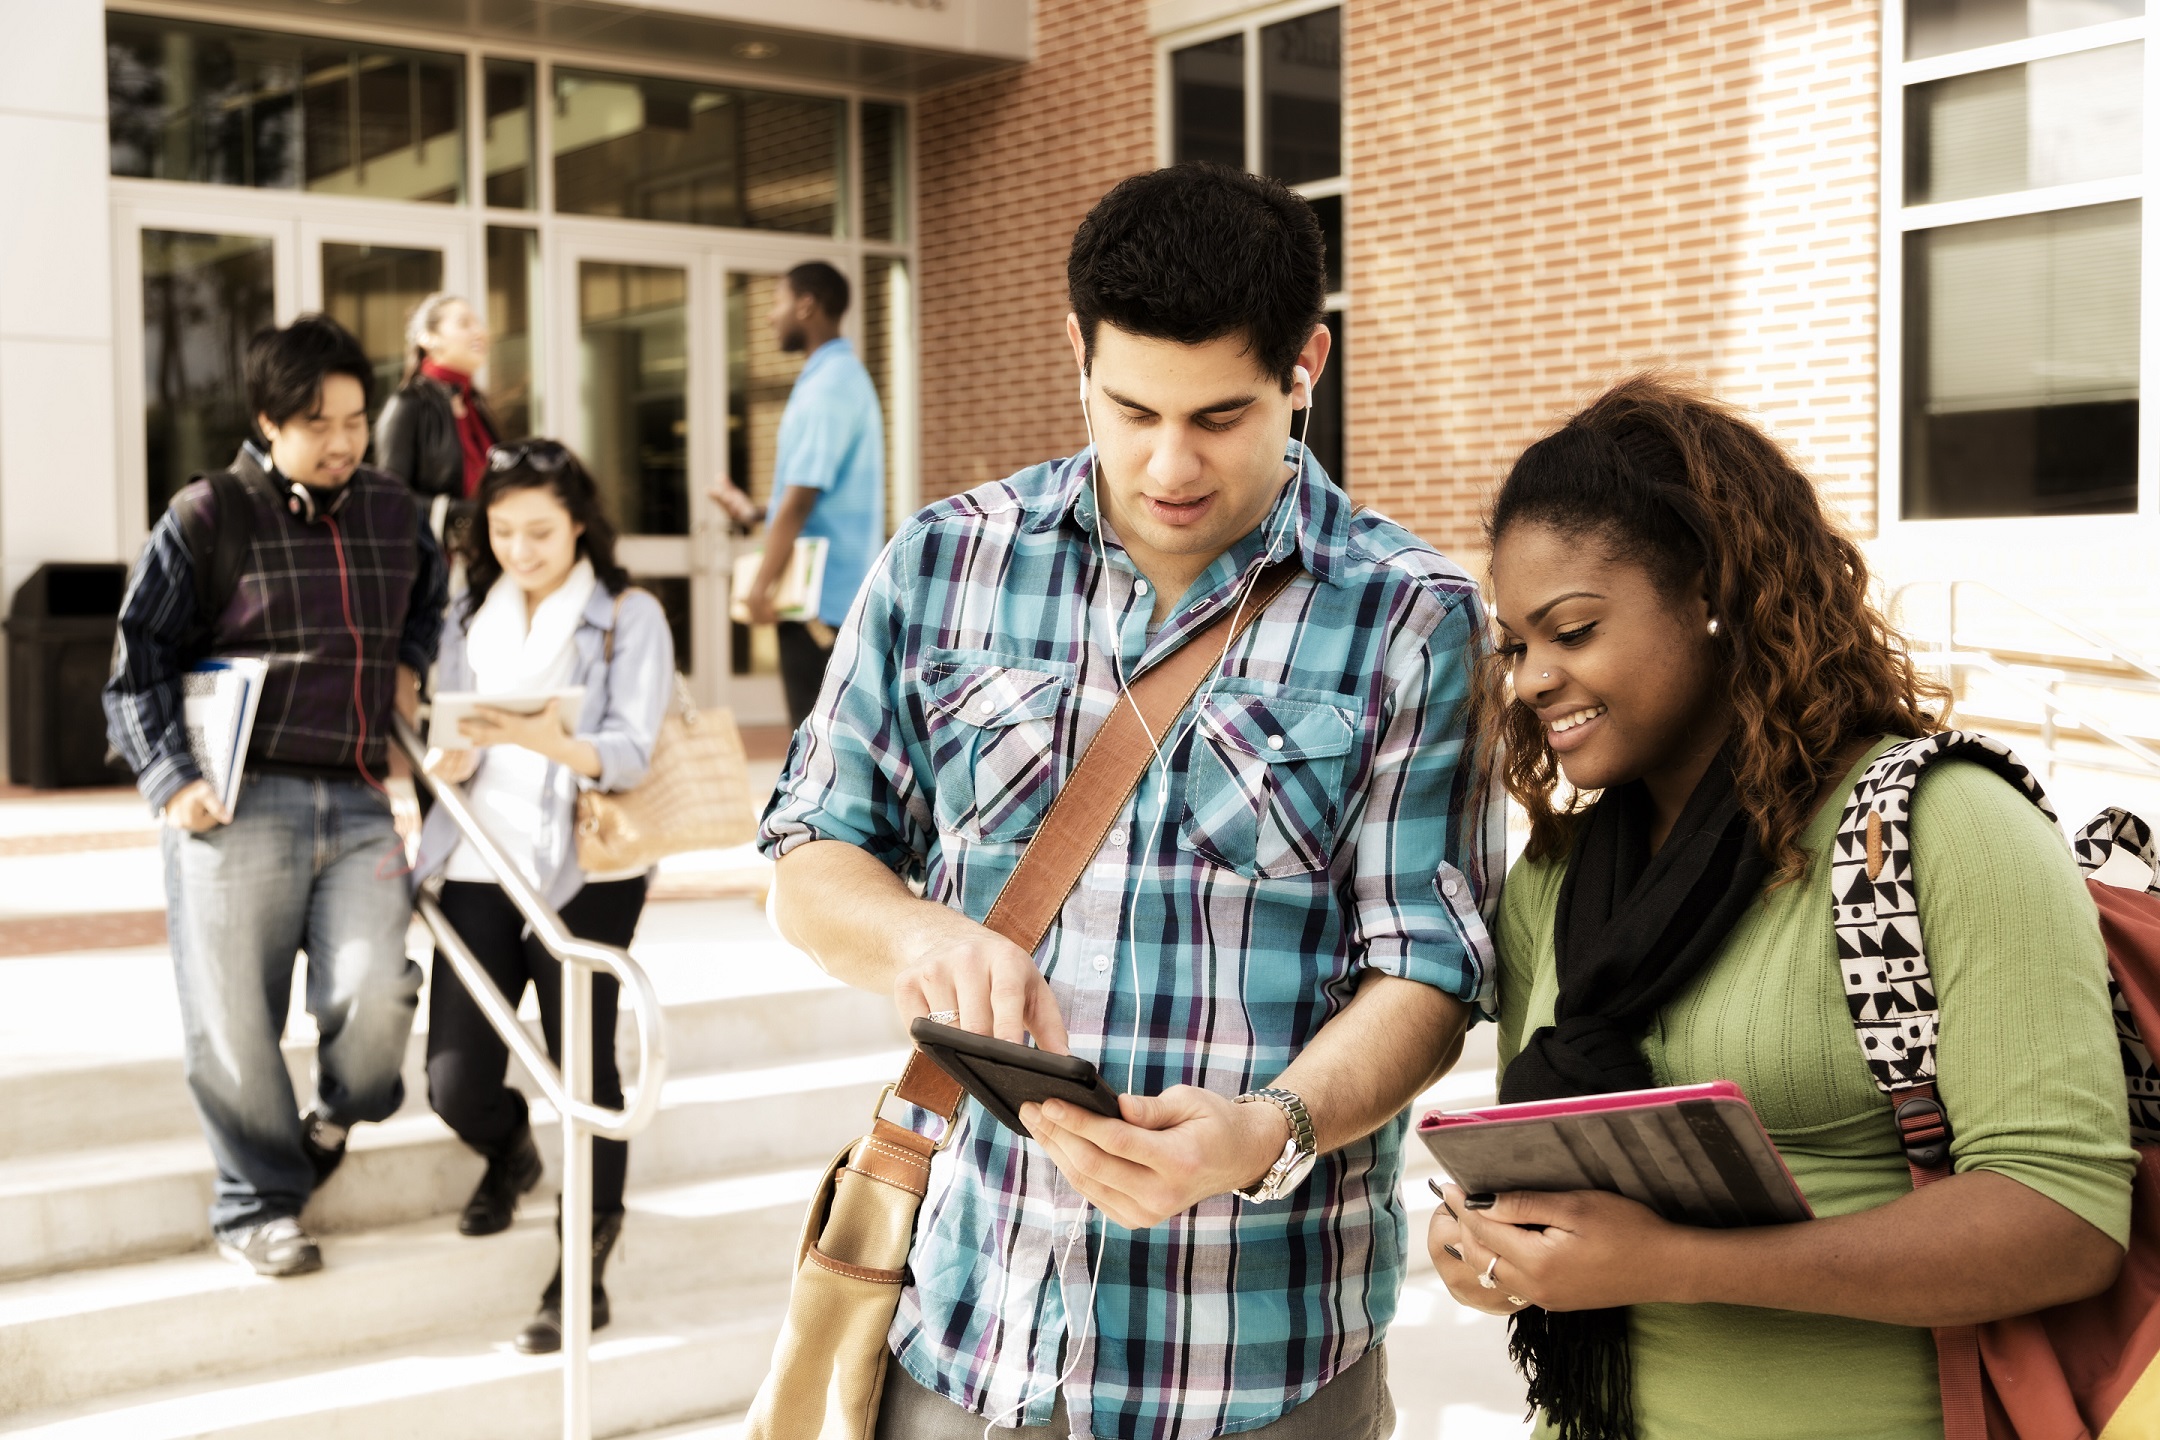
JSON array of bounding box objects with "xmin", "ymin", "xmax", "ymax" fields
[
  {"xmin": 171, "ymin": 467, "xmax": 257, "ymax": 658},
  {"xmin": 1833, "ymin": 731, "xmax": 2160, "ymax": 1440}
]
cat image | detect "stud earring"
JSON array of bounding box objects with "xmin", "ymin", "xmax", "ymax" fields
[{"xmin": 1707, "ymin": 618, "xmax": 1722, "ymax": 637}]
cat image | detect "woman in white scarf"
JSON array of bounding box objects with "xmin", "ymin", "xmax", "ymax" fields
[{"xmin": 415, "ymin": 441, "xmax": 675, "ymax": 1356}]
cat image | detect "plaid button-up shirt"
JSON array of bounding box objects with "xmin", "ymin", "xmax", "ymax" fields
[{"xmin": 761, "ymin": 446, "xmax": 1501, "ymax": 1439}]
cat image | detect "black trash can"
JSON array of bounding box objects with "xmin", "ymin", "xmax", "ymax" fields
[{"xmin": 6, "ymin": 563, "xmax": 132, "ymax": 788}]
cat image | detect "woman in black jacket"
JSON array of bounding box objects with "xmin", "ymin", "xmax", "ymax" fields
[{"xmin": 375, "ymin": 292, "xmax": 500, "ymax": 542}]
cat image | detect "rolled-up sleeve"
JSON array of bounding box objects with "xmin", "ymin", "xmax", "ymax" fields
[
  {"xmin": 1344, "ymin": 584, "xmax": 1502, "ymax": 1016},
  {"xmin": 759, "ymin": 532, "xmax": 929, "ymax": 874},
  {"xmin": 581, "ymin": 589, "xmax": 674, "ymax": 795}
]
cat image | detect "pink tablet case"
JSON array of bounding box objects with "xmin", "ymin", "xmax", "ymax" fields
[{"xmin": 1416, "ymin": 1080, "xmax": 1813, "ymax": 1227}]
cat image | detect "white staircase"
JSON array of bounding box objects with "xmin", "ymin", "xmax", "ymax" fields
[{"xmin": 0, "ymin": 896, "xmax": 909, "ymax": 1439}]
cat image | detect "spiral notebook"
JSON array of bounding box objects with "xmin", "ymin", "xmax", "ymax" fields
[{"xmin": 1415, "ymin": 1080, "xmax": 1812, "ymax": 1228}]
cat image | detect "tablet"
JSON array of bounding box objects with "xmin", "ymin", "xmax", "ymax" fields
[
  {"xmin": 909, "ymin": 1018, "xmax": 1124, "ymax": 1137},
  {"xmin": 428, "ymin": 687, "xmax": 585, "ymax": 750},
  {"xmin": 1416, "ymin": 1080, "xmax": 1812, "ymax": 1228}
]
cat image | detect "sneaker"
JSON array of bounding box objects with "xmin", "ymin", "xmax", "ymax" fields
[
  {"xmin": 217, "ymin": 1216, "xmax": 322, "ymax": 1277},
  {"xmin": 300, "ymin": 1112, "xmax": 347, "ymax": 1188}
]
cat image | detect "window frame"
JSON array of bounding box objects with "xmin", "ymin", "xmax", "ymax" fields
[
  {"xmin": 1877, "ymin": 0, "xmax": 2159, "ymax": 532},
  {"xmin": 1155, "ymin": 0, "xmax": 1347, "ymax": 475}
]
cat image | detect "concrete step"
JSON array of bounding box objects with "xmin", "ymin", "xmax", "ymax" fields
[
  {"xmin": 0, "ymin": 1288, "xmax": 789, "ymax": 1440},
  {"xmin": 0, "ymin": 979, "xmax": 904, "ymax": 1161},
  {"xmin": 0, "ymin": 1168, "xmax": 818, "ymax": 1416},
  {"xmin": 0, "ymin": 1048, "xmax": 905, "ymax": 1282}
]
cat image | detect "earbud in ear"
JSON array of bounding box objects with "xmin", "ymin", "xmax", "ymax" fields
[
  {"xmin": 1078, "ymin": 372, "xmax": 1090, "ymax": 407},
  {"xmin": 1293, "ymin": 364, "xmax": 1312, "ymax": 409}
]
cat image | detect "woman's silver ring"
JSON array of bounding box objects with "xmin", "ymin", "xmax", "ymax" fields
[
  {"xmin": 1479, "ymin": 1256, "xmax": 1501, "ymax": 1290},
  {"xmin": 927, "ymin": 1010, "xmax": 960, "ymax": 1025}
]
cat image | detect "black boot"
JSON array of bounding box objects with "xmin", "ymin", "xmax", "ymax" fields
[
  {"xmin": 458, "ymin": 1122, "xmax": 543, "ymax": 1237},
  {"xmin": 515, "ymin": 1209, "xmax": 623, "ymax": 1354}
]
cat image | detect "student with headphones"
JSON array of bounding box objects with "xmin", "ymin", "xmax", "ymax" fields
[
  {"xmin": 762, "ymin": 165, "xmax": 1501, "ymax": 1440},
  {"xmin": 106, "ymin": 315, "xmax": 448, "ymax": 1279}
]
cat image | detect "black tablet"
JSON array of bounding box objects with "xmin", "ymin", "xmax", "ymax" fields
[{"xmin": 909, "ymin": 1018, "xmax": 1124, "ymax": 1137}]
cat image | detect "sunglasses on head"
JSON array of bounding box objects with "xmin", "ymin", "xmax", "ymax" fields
[{"xmin": 486, "ymin": 441, "xmax": 573, "ymax": 474}]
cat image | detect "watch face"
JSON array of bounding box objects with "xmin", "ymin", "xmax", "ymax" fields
[{"xmin": 1276, "ymin": 1148, "xmax": 1319, "ymax": 1195}]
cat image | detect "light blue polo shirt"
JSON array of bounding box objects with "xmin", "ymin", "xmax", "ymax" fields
[{"xmin": 769, "ymin": 337, "xmax": 884, "ymax": 627}]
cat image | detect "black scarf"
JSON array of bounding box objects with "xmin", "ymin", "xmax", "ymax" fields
[{"xmin": 1497, "ymin": 748, "xmax": 1769, "ymax": 1440}]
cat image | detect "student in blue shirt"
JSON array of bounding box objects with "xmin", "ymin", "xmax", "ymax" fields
[{"xmin": 710, "ymin": 261, "xmax": 884, "ymax": 726}]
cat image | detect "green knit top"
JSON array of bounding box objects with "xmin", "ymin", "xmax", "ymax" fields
[{"xmin": 1494, "ymin": 738, "xmax": 2135, "ymax": 1440}]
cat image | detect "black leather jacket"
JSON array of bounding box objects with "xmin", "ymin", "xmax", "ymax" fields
[{"xmin": 374, "ymin": 374, "xmax": 497, "ymax": 506}]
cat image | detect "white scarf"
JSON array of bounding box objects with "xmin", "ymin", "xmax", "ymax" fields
[{"xmin": 464, "ymin": 557, "xmax": 597, "ymax": 696}]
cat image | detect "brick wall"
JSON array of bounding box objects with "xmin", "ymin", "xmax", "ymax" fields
[
  {"xmin": 915, "ymin": 0, "xmax": 1883, "ymax": 556},
  {"xmin": 1347, "ymin": 0, "xmax": 1883, "ymax": 554},
  {"xmin": 915, "ymin": 0, "xmax": 1157, "ymax": 503}
]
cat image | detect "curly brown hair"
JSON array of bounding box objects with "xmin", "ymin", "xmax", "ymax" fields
[{"xmin": 1477, "ymin": 373, "xmax": 1949, "ymax": 881}]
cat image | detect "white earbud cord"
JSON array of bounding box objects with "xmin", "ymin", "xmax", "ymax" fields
[{"xmin": 976, "ymin": 375, "xmax": 1314, "ymax": 1440}]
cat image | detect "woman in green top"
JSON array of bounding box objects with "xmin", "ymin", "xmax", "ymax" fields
[{"xmin": 1426, "ymin": 375, "xmax": 2135, "ymax": 1440}]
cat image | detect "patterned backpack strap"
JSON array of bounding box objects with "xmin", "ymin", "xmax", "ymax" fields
[
  {"xmin": 1831, "ymin": 731, "xmax": 2056, "ymax": 1173},
  {"xmin": 2072, "ymin": 807, "xmax": 2160, "ymax": 895},
  {"xmin": 2071, "ymin": 808, "xmax": 2160, "ymax": 1146}
]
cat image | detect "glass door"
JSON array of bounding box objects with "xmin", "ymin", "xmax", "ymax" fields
[
  {"xmin": 721, "ymin": 267, "xmax": 805, "ymax": 728},
  {"xmin": 300, "ymin": 214, "xmax": 472, "ymax": 402},
  {"xmin": 552, "ymin": 230, "xmax": 721, "ymax": 701}
]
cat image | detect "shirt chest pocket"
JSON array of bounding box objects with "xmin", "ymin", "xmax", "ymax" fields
[
  {"xmin": 923, "ymin": 655, "xmax": 1070, "ymax": 844},
  {"xmin": 1179, "ymin": 692, "xmax": 1356, "ymax": 880}
]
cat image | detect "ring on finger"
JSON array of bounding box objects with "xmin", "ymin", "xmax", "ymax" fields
[
  {"xmin": 1479, "ymin": 1256, "xmax": 1501, "ymax": 1290},
  {"xmin": 927, "ymin": 1009, "xmax": 960, "ymax": 1025}
]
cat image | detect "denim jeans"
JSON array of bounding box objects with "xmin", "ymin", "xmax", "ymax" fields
[{"xmin": 163, "ymin": 771, "xmax": 422, "ymax": 1235}]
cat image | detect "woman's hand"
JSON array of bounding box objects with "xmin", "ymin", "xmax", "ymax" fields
[
  {"xmin": 458, "ymin": 701, "xmax": 567, "ymax": 762},
  {"xmin": 1434, "ymin": 1183, "xmax": 1699, "ymax": 1314},
  {"xmin": 424, "ymin": 746, "xmax": 478, "ymax": 784}
]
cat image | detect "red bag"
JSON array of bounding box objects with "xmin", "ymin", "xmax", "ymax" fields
[{"xmin": 1833, "ymin": 737, "xmax": 2160, "ymax": 1440}]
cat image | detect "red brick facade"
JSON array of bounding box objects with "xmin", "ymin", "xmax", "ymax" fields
[
  {"xmin": 918, "ymin": 0, "xmax": 1883, "ymax": 556},
  {"xmin": 915, "ymin": 0, "xmax": 1156, "ymax": 501}
]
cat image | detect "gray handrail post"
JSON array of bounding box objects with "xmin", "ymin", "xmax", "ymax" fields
[{"xmin": 391, "ymin": 715, "xmax": 666, "ymax": 1440}]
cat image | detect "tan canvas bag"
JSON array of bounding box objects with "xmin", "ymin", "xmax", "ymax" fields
[
  {"xmin": 744, "ymin": 561, "xmax": 1302, "ymax": 1440},
  {"xmin": 574, "ymin": 593, "xmax": 759, "ymax": 873}
]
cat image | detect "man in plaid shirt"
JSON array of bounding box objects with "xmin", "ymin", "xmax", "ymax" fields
[
  {"xmin": 763, "ymin": 165, "xmax": 1500, "ymax": 1439},
  {"xmin": 106, "ymin": 316, "xmax": 446, "ymax": 1279}
]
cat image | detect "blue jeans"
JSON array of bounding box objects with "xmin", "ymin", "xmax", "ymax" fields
[{"xmin": 163, "ymin": 772, "xmax": 422, "ymax": 1235}]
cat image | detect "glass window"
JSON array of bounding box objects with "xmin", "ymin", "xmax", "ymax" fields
[
  {"xmin": 1310, "ymin": 192, "xmax": 1344, "ymax": 294},
  {"xmin": 321, "ymin": 243, "xmax": 443, "ymax": 404},
  {"xmin": 1907, "ymin": 0, "xmax": 2142, "ymax": 61},
  {"xmin": 483, "ymin": 59, "xmax": 536, "ymax": 210},
  {"xmin": 580, "ymin": 261, "xmax": 690, "ymax": 537},
  {"xmin": 1906, "ymin": 43, "xmax": 2142, "ymax": 203},
  {"xmin": 107, "ymin": 13, "xmax": 463, "ymax": 203},
  {"xmin": 485, "ymin": 227, "xmax": 540, "ymax": 441},
  {"xmin": 1902, "ymin": 201, "xmax": 2140, "ymax": 518},
  {"xmin": 862, "ymin": 102, "xmax": 909, "ymax": 243},
  {"xmin": 553, "ymin": 69, "xmax": 844, "ymax": 235},
  {"xmin": 1172, "ymin": 34, "xmax": 1246, "ymax": 168},
  {"xmin": 861, "ymin": 257, "xmax": 911, "ymax": 535},
  {"xmin": 1262, "ymin": 9, "xmax": 1341, "ymax": 185},
  {"xmin": 140, "ymin": 230, "xmax": 276, "ymax": 515}
]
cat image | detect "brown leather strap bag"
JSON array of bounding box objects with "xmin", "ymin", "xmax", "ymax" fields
[{"xmin": 744, "ymin": 560, "xmax": 1302, "ymax": 1440}]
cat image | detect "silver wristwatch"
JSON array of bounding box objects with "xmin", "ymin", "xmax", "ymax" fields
[{"xmin": 1233, "ymin": 1087, "xmax": 1318, "ymax": 1203}]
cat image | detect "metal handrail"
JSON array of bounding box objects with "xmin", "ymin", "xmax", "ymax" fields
[
  {"xmin": 393, "ymin": 714, "xmax": 668, "ymax": 1440},
  {"xmin": 1912, "ymin": 650, "xmax": 2160, "ymax": 778},
  {"xmin": 1891, "ymin": 578, "xmax": 2160, "ymax": 687}
]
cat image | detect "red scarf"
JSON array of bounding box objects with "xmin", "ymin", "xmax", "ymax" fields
[{"xmin": 420, "ymin": 359, "xmax": 496, "ymax": 498}]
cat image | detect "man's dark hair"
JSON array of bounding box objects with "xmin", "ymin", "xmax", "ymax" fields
[
  {"xmin": 784, "ymin": 261, "xmax": 850, "ymax": 321},
  {"xmin": 245, "ymin": 313, "xmax": 374, "ymax": 434},
  {"xmin": 1068, "ymin": 163, "xmax": 1326, "ymax": 392}
]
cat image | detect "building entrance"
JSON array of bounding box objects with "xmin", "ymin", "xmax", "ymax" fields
[{"xmin": 113, "ymin": 194, "xmax": 838, "ymax": 724}]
